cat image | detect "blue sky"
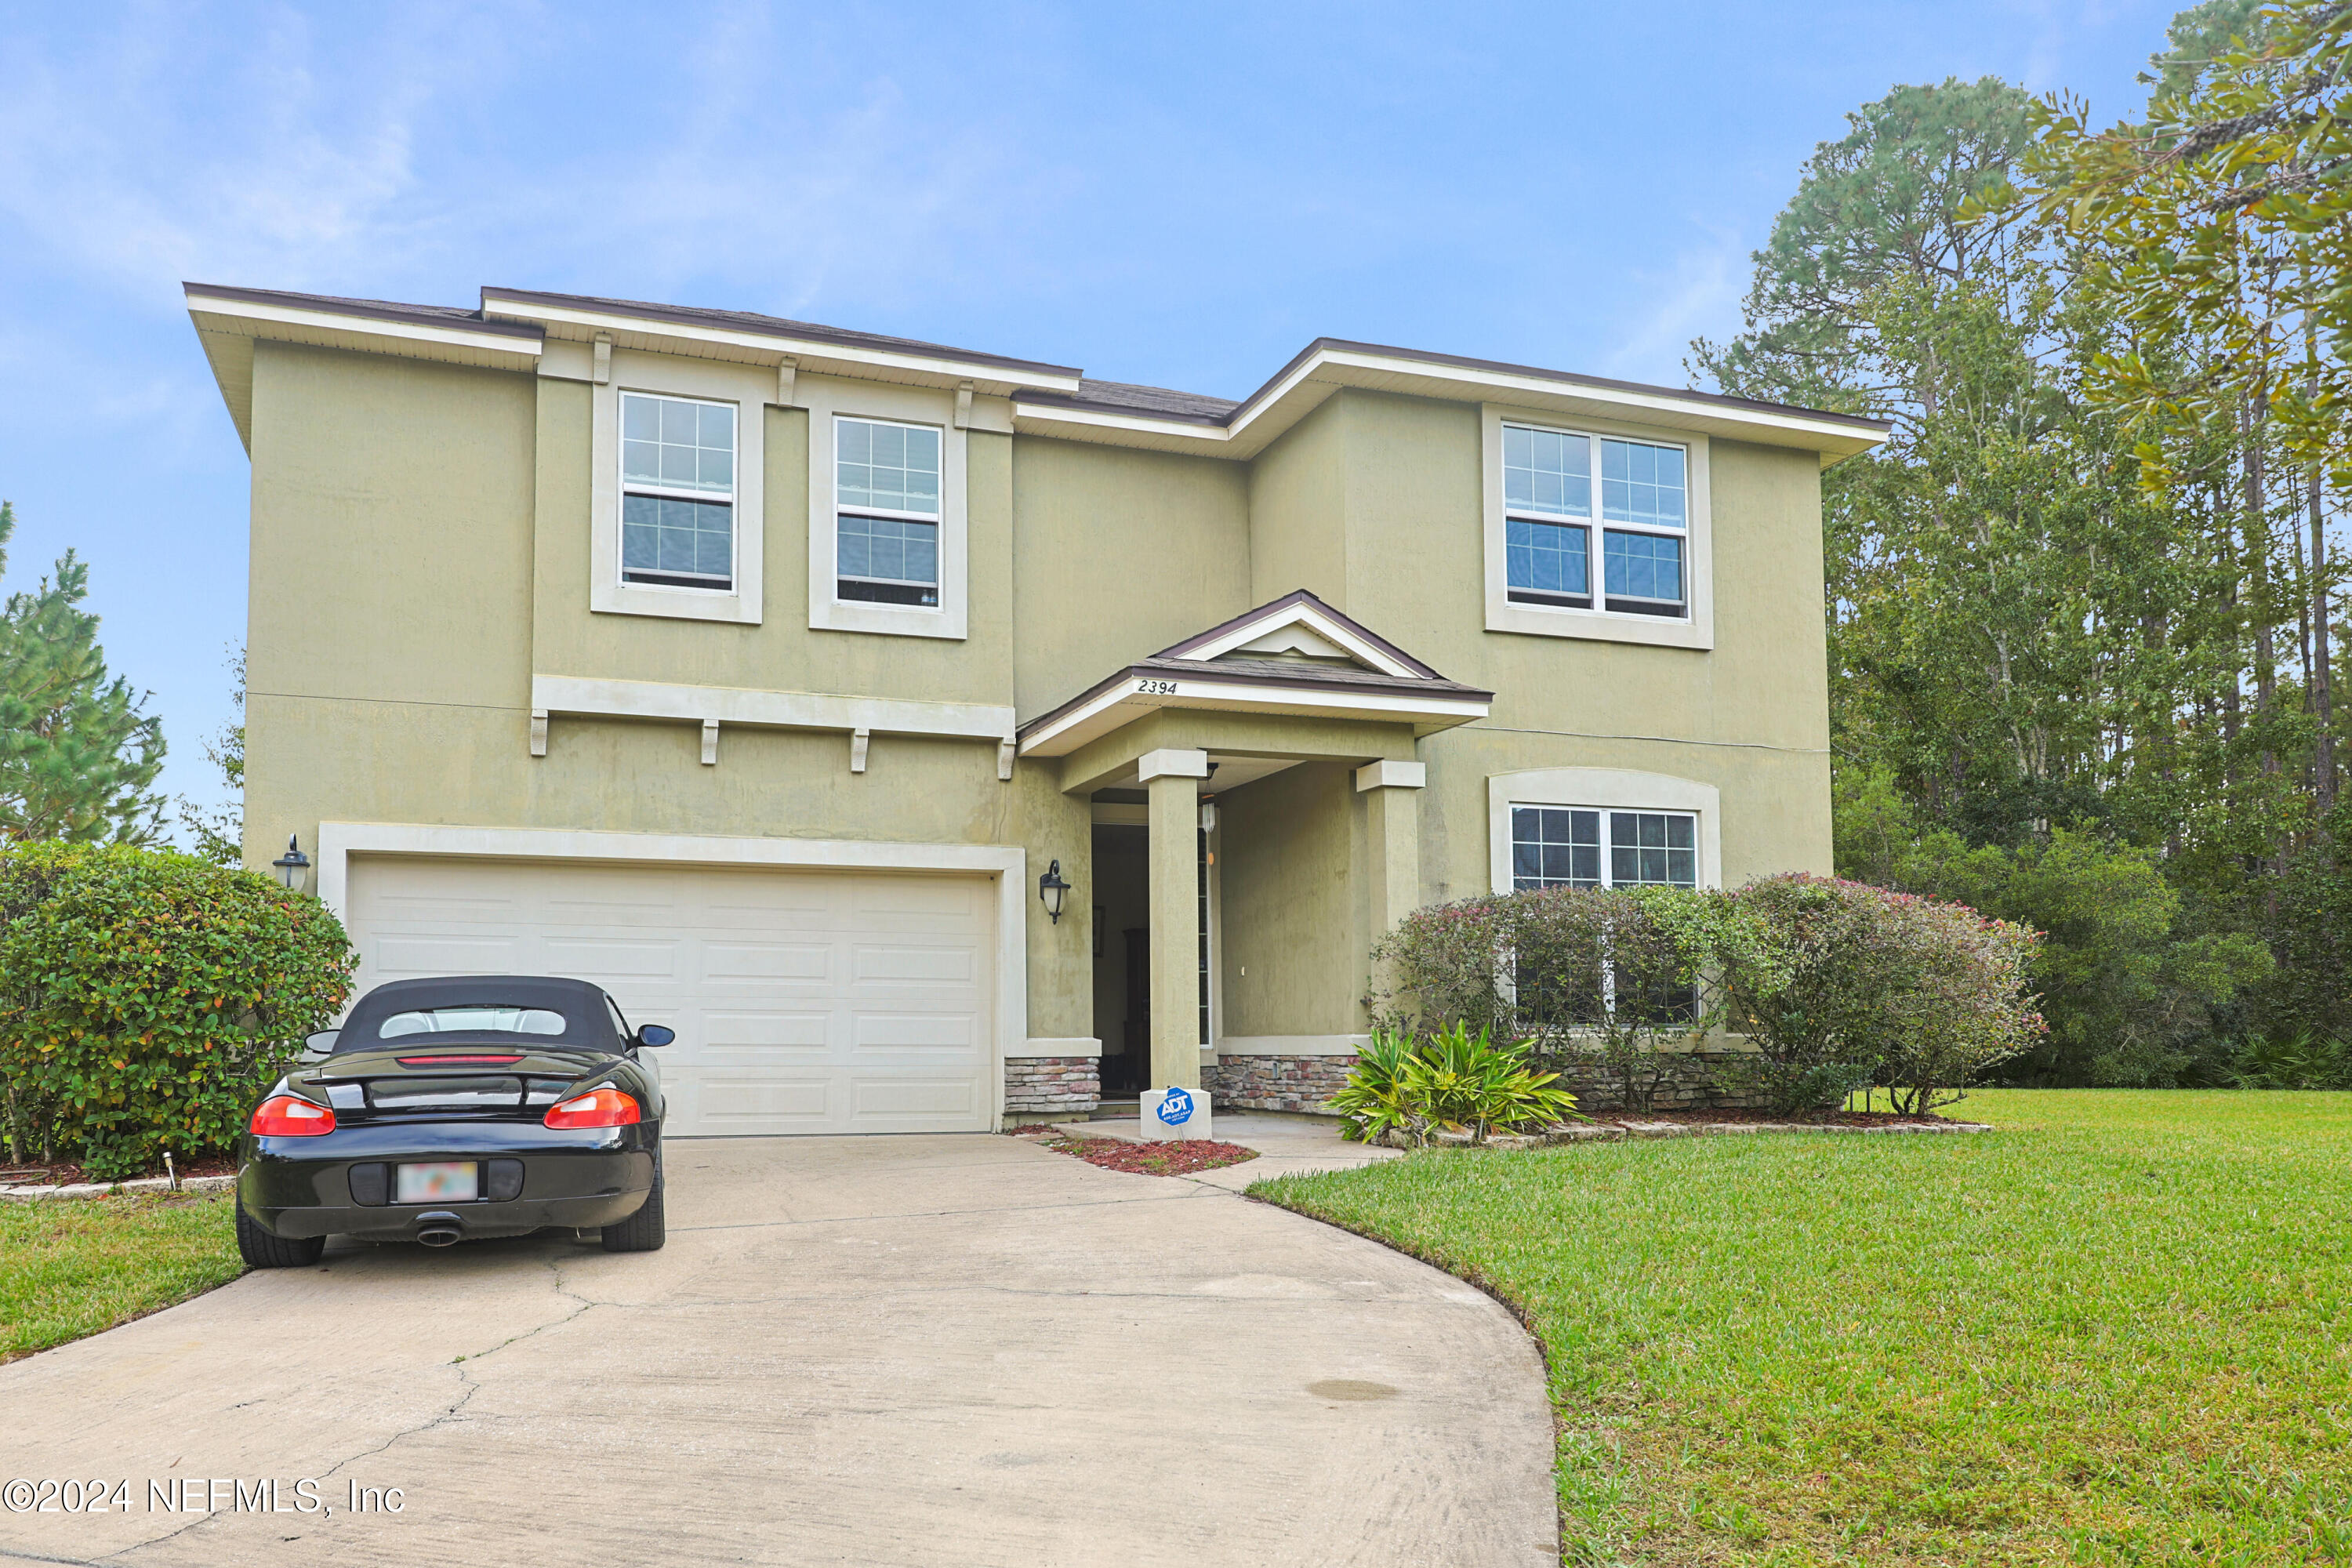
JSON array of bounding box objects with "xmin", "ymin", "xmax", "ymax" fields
[{"xmin": 0, "ymin": 0, "xmax": 2187, "ymax": 827}]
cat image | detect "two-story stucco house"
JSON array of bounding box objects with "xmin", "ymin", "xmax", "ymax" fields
[{"xmin": 187, "ymin": 281, "xmax": 1885, "ymax": 1135}]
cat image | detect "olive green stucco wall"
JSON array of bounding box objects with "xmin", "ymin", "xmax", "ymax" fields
[
  {"xmin": 1011, "ymin": 437, "xmax": 1250, "ymax": 717},
  {"xmin": 242, "ymin": 339, "xmax": 1836, "ymax": 1057},
  {"xmin": 1256, "ymin": 390, "xmax": 1836, "ymax": 907},
  {"xmin": 1215, "ymin": 762, "xmax": 1360, "ymax": 1037}
]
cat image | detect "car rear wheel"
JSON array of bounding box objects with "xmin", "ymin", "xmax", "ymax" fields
[
  {"xmin": 601, "ymin": 1159, "xmax": 665, "ymax": 1253},
  {"xmin": 236, "ymin": 1201, "xmax": 326, "ymax": 1269}
]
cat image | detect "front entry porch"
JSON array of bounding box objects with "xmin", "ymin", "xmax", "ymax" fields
[{"xmin": 1018, "ymin": 591, "xmax": 1494, "ymax": 1105}]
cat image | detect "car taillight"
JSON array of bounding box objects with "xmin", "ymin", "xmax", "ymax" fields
[
  {"xmin": 543, "ymin": 1087, "xmax": 641, "ymax": 1129},
  {"xmin": 396, "ymin": 1054, "xmax": 522, "ymax": 1066},
  {"xmin": 250, "ymin": 1095, "xmax": 336, "ymax": 1137}
]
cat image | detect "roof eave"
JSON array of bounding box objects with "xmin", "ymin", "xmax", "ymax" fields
[
  {"xmin": 478, "ymin": 288, "xmax": 1084, "ymax": 397},
  {"xmin": 183, "ymin": 282, "xmax": 546, "ymax": 453},
  {"xmin": 1012, "ymin": 341, "xmax": 1889, "ymax": 466},
  {"xmin": 1018, "ymin": 662, "xmax": 1494, "ymax": 757}
]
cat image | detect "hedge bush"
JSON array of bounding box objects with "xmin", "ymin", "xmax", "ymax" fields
[
  {"xmin": 1720, "ymin": 874, "xmax": 2042, "ymax": 1113},
  {"xmin": 1371, "ymin": 884, "xmax": 1774, "ymax": 1113},
  {"xmin": 1372, "ymin": 873, "xmax": 2042, "ymax": 1116},
  {"xmin": 0, "ymin": 843, "xmax": 354, "ymax": 1178}
]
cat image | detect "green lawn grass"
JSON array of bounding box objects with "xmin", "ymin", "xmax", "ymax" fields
[
  {"xmin": 1253, "ymin": 1091, "xmax": 2352, "ymax": 1566},
  {"xmin": 0, "ymin": 1192, "xmax": 241, "ymax": 1363}
]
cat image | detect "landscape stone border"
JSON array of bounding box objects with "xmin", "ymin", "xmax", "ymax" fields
[
  {"xmin": 0, "ymin": 1174, "xmax": 238, "ymax": 1202},
  {"xmin": 1408, "ymin": 1120, "xmax": 1993, "ymax": 1151}
]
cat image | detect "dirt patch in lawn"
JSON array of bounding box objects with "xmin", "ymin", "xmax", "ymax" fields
[{"xmin": 1010, "ymin": 1127, "xmax": 1261, "ymax": 1177}]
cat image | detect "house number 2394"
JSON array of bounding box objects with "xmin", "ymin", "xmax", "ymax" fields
[{"xmin": 1136, "ymin": 679, "xmax": 1178, "ymax": 695}]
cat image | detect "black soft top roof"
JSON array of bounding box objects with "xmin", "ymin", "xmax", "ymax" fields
[{"xmin": 336, "ymin": 975, "xmax": 624, "ymax": 1053}]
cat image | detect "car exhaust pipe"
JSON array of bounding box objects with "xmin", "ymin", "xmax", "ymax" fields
[{"xmin": 416, "ymin": 1226, "xmax": 462, "ymax": 1247}]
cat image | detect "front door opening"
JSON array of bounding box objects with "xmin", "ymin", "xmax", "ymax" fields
[{"xmin": 1088, "ymin": 815, "xmax": 1213, "ymax": 1098}]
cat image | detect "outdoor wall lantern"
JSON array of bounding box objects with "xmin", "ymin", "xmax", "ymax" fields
[
  {"xmin": 273, "ymin": 833, "xmax": 310, "ymax": 893},
  {"xmin": 1038, "ymin": 859, "xmax": 1072, "ymax": 924}
]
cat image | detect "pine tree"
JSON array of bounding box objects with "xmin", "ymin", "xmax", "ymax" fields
[{"xmin": 0, "ymin": 501, "xmax": 167, "ymax": 844}]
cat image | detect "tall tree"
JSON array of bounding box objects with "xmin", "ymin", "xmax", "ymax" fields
[
  {"xmin": 1699, "ymin": 58, "xmax": 2312, "ymax": 1080},
  {"xmin": 1692, "ymin": 76, "xmax": 2041, "ymax": 415},
  {"xmin": 0, "ymin": 501, "xmax": 166, "ymax": 844}
]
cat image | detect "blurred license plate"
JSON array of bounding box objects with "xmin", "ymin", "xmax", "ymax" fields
[{"xmin": 396, "ymin": 1162, "xmax": 478, "ymax": 1203}]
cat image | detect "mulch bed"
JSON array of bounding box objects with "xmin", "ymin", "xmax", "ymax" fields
[
  {"xmin": 1010, "ymin": 1126, "xmax": 1261, "ymax": 1177},
  {"xmin": 0, "ymin": 1156, "xmax": 239, "ymax": 1188},
  {"xmin": 1581, "ymin": 1108, "xmax": 1973, "ymax": 1129}
]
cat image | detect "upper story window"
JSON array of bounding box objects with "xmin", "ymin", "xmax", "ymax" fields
[
  {"xmin": 1503, "ymin": 423, "xmax": 1688, "ymax": 619},
  {"xmin": 620, "ymin": 392, "xmax": 736, "ymax": 592},
  {"xmin": 836, "ymin": 416, "xmax": 942, "ymax": 607},
  {"xmin": 1510, "ymin": 805, "xmax": 1697, "ymax": 891}
]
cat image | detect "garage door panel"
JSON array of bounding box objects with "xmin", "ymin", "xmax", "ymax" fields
[
  {"xmin": 372, "ymin": 934, "xmax": 522, "ymax": 976},
  {"xmin": 692, "ymin": 1076, "xmax": 837, "ymax": 1127},
  {"xmin": 700, "ymin": 942, "xmax": 832, "ymax": 983},
  {"xmin": 539, "ymin": 938, "xmax": 681, "ymax": 978},
  {"xmin": 702, "ymin": 1011, "xmax": 833, "ymax": 1049},
  {"xmin": 852, "ymin": 943, "xmax": 975, "ymax": 984},
  {"xmin": 700, "ymin": 881, "xmax": 837, "ymax": 916},
  {"xmin": 850, "ymin": 1076, "xmax": 981, "ymax": 1121},
  {"xmin": 851, "ymin": 878, "xmax": 981, "ymax": 918},
  {"xmin": 346, "ymin": 855, "xmax": 993, "ymax": 1136},
  {"xmin": 851, "ymin": 1012, "xmax": 978, "ymax": 1050}
]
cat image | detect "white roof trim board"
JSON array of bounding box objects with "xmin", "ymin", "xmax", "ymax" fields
[
  {"xmin": 1168, "ymin": 597, "xmax": 1424, "ymax": 680},
  {"xmin": 1015, "ymin": 590, "xmax": 1492, "ymax": 758},
  {"xmin": 186, "ymin": 282, "xmax": 1888, "ymax": 465}
]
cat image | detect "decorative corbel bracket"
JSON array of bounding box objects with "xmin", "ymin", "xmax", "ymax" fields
[
  {"xmin": 850, "ymin": 727, "xmax": 871, "ymax": 774},
  {"xmin": 592, "ymin": 332, "xmax": 612, "ymax": 386},
  {"xmin": 997, "ymin": 735, "xmax": 1016, "ymax": 782},
  {"xmin": 529, "ymin": 709, "xmax": 549, "ymax": 758},
  {"xmin": 953, "ymin": 380, "xmax": 975, "ymax": 430},
  {"xmin": 776, "ymin": 356, "xmax": 799, "ymax": 408},
  {"xmin": 700, "ymin": 719, "xmax": 720, "ymax": 766}
]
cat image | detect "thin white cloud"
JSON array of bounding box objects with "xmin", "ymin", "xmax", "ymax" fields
[{"xmin": 1602, "ymin": 232, "xmax": 1749, "ymax": 387}]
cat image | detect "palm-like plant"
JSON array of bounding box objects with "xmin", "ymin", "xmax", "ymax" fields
[{"xmin": 1335, "ymin": 1023, "xmax": 1580, "ymax": 1146}]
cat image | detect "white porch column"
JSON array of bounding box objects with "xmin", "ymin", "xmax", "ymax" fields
[
  {"xmin": 1142, "ymin": 748, "xmax": 1210, "ymax": 1091},
  {"xmin": 1356, "ymin": 758, "xmax": 1428, "ymax": 938}
]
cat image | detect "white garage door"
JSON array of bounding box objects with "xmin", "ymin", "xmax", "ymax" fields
[{"xmin": 343, "ymin": 855, "xmax": 995, "ymax": 1136}]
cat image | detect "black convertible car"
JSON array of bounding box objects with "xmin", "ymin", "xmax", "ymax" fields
[{"xmin": 234, "ymin": 975, "xmax": 671, "ymax": 1267}]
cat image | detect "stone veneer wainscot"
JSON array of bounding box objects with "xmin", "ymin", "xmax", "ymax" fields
[{"xmin": 1003, "ymin": 1056, "xmax": 1102, "ymax": 1116}]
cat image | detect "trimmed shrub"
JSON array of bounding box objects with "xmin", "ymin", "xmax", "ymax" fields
[
  {"xmin": 1374, "ymin": 874, "xmax": 2042, "ymax": 1117},
  {"xmin": 0, "ymin": 843, "xmax": 354, "ymax": 1178},
  {"xmin": 1719, "ymin": 874, "xmax": 2042, "ymax": 1114},
  {"xmin": 1374, "ymin": 883, "xmax": 1773, "ymax": 1111}
]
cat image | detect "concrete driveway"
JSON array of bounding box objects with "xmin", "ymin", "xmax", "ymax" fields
[{"xmin": 0, "ymin": 1127, "xmax": 1555, "ymax": 1567}]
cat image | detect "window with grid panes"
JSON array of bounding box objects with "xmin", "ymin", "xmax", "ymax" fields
[
  {"xmin": 1509, "ymin": 806, "xmax": 1697, "ymax": 891},
  {"xmin": 1501, "ymin": 423, "xmax": 1689, "ymax": 618},
  {"xmin": 1510, "ymin": 804, "xmax": 1700, "ymax": 1025},
  {"xmin": 836, "ymin": 416, "xmax": 942, "ymax": 607},
  {"xmin": 620, "ymin": 393, "xmax": 736, "ymax": 590}
]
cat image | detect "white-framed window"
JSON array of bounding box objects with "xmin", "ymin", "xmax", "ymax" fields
[
  {"xmin": 620, "ymin": 392, "xmax": 737, "ymax": 592},
  {"xmin": 587, "ymin": 351, "xmax": 764, "ymax": 626},
  {"xmin": 1503, "ymin": 423, "xmax": 1687, "ymax": 618},
  {"xmin": 803, "ymin": 375, "xmax": 968, "ymax": 641},
  {"xmin": 1509, "ymin": 806, "xmax": 1698, "ymax": 891},
  {"xmin": 1486, "ymin": 768, "xmax": 1721, "ymax": 895},
  {"xmin": 1483, "ymin": 407, "xmax": 1711, "ymax": 648},
  {"xmin": 834, "ymin": 416, "xmax": 942, "ymax": 607}
]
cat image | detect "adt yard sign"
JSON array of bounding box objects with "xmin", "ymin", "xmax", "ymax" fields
[{"xmin": 1141, "ymin": 1086, "xmax": 1212, "ymax": 1142}]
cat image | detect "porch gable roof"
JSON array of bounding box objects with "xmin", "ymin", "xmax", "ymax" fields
[{"xmin": 1017, "ymin": 590, "xmax": 1493, "ymax": 758}]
